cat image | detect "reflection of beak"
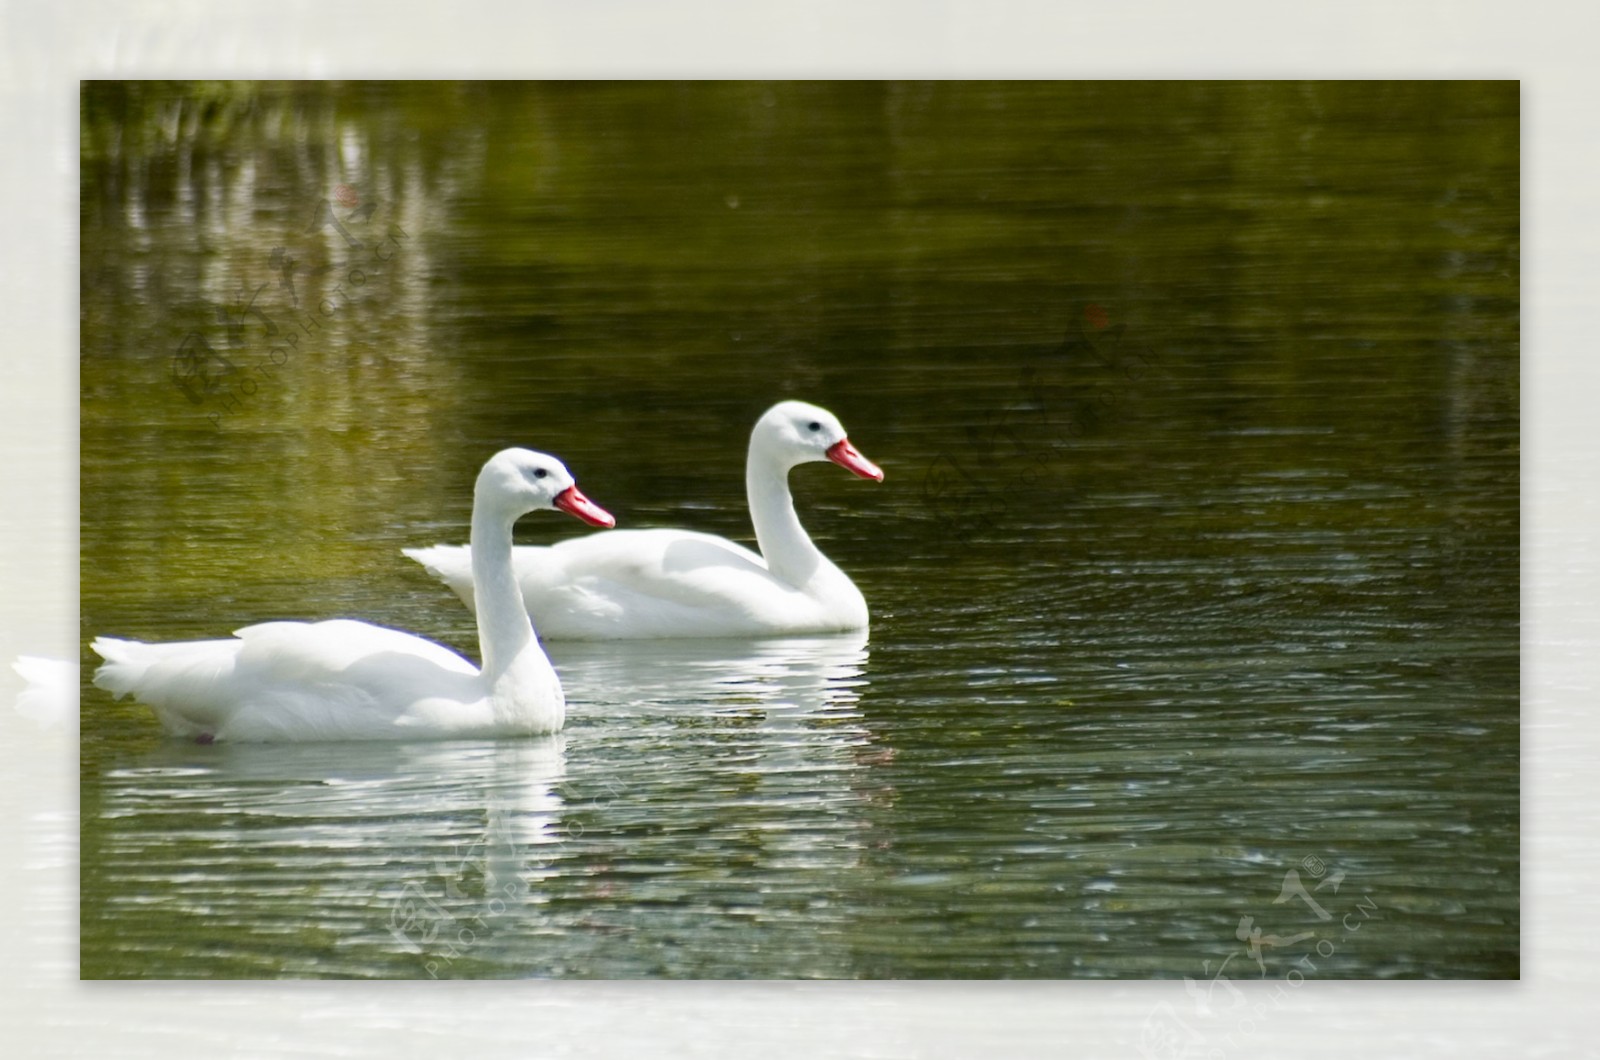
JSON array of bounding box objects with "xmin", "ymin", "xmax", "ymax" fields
[
  {"xmin": 825, "ymin": 438, "xmax": 885, "ymax": 482},
  {"xmin": 554, "ymin": 485, "xmax": 616, "ymax": 528}
]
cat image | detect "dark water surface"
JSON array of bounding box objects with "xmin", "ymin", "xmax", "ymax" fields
[{"xmin": 79, "ymin": 81, "xmax": 1518, "ymax": 978}]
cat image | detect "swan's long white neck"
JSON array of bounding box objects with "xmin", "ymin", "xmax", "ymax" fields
[
  {"xmin": 470, "ymin": 495, "xmax": 542, "ymax": 682},
  {"xmin": 746, "ymin": 442, "xmax": 828, "ymax": 589}
]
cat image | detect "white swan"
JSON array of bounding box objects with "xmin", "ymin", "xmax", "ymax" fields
[
  {"xmin": 404, "ymin": 401, "xmax": 884, "ymax": 639},
  {"xmin": 91, "ymin": 449, "xmax": 615, "ymax": 742}
]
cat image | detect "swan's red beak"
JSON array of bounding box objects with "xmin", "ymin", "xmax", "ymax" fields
[
  {"xmin": 826, "ymin": 438, "xmax": 885, "ymax": 482},
  {"xmin": 554, "ymin": 485, "xmax": 616, "ymax": 528}
]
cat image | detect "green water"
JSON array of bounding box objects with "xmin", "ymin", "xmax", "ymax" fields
[{"xmin": 79, "ymin": 81, "xmax": 1519, "ymax": 979}]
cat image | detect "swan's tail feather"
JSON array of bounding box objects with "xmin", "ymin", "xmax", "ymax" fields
[
  {"xmin": 402, "ymin": 545, "xmax": 476, "ymax": 606},
  {"xmin": 90, "ymin": 636, "xmax": 154, "ymax": 700},
  {"xmin": 91, "ymin": 635, "xmax": 241, "ymax": 735}
]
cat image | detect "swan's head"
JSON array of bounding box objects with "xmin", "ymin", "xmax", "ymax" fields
[
  {"xmin": 476, "ymin": 448, "xmax": 616, "ymax": 527},
  {"xmin": 754, "ymin": 400, "xmax": 885, "ymax": 481}
]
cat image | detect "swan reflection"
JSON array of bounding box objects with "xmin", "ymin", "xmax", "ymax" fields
[
  {"xmin": 541, "ymin": 631, "xmax": 893, "ymax": 980},
  {"xmin": 94, "ymin": 736, "xmax": 570, "ymax": 977},
  {"xmin": 86, "ymin": 634, "xmax": 896, "ymax": 977},
  {"xmin": 547, "ymin": 629, "xmax": 871, "ymax": 717}
]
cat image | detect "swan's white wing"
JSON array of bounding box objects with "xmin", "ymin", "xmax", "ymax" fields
[
  {"xmin": 546, "ymin": 529, "xmax": 771, "ymax": 597},
  {"xmin": 232, "ymin": 619, "xmax": 478, "ymax": 677},
  {"xmin": 407, "ymin": 530, "xmax": 784, "ymax": 631},
  {"xmin": 550, "ymin": 527, "xmax": 765, "ymax": 569},
  {"xmin": 93, "ymin": 620, "xmax": 482, "ymax": 740},
  {"xmin": 404, "ymin": 529, "xmax": 849, "ymax": 638},
  {"xmin": 529, "ymin": 529, "xmax": 820, "ymax": 637},
  {"xmin": 402, "ymin": 544, "xmax": 477, "ymax": 606}
]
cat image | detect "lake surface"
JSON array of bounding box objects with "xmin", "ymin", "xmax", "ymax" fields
[{"xmin": 79, "ymin": 81, "xmax": 1519, "ymax": 979}]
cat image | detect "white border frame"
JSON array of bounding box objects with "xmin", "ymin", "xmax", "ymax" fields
[{"xmin": 4, "ymin": 2, "xmax": 1583, "ymax": 1056}]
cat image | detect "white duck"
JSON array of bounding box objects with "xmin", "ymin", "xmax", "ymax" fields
[
  {"xmin": 91, "ymin": 449, "xmax": 614, "ymax": 742},
  {"xmin": 404, "ymin": 401, "xmax": 884, "ymax": 639}
]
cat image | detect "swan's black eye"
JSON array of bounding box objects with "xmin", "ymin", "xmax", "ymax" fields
[
  {"xmin": 807, "ymin": 422, "xmax": 822, "ymax": 432},
  {"xmin": 533, "ymin": 468, "xmax": 548, "ymax": 479}
]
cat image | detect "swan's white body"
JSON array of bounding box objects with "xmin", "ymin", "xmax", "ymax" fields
[
  {"xmin": 91, "ymin": 449, "xmax": 614, "ymax": 742},
  {"xmin": 405, "ymin": 401, "xmax": 884, "ymax": 640},
  {"xmin": 410, "ymin": 526, "xmax": 862, "ymax": 640}
]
